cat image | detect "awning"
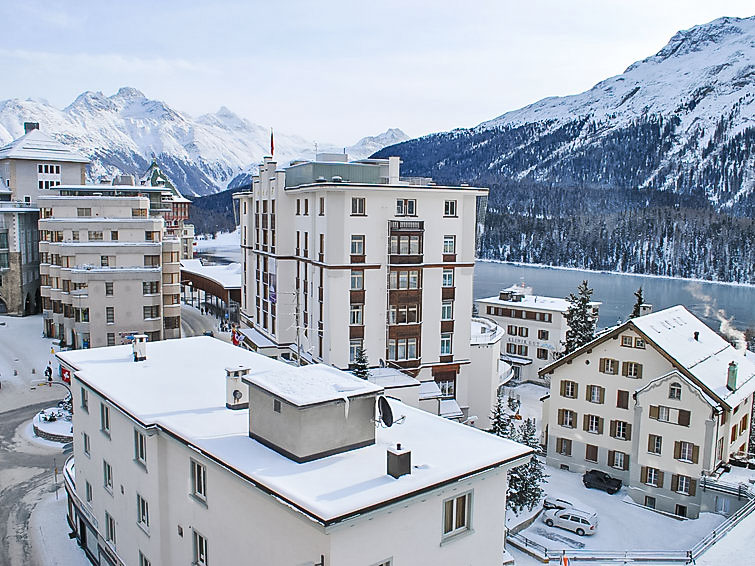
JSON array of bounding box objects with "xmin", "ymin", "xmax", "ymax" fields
[{"xmin": 501, "ymin": 354, "xmax": 533, "ymax": 366}]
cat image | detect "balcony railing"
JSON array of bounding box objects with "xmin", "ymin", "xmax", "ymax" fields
[{"xmin": 389, "ymin": 220, "xmax": 424, "ymax": 231}]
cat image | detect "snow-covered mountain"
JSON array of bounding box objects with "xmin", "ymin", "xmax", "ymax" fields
[
  {"xmin": 0, "ymin": 88, "xmax": 407, "ymax": 197},
  {"xmin": 375, "ymin": 16, "xmax": 755, "ymax": 213}
]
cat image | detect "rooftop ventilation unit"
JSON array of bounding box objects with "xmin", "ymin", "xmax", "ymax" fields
[
  {"xmin": 132, "ymin": 334, "xmax": 147, "ymax": 362},
  {"xmin": 226, "ymin": 365, "xmax": 250, "ymax": 410},
  {"xmin": 331, "ymin": 176, "xmax": 343, "ymax": 183}
]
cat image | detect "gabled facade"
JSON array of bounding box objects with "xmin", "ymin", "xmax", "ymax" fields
[{"xmin": 541, "ymin": 305, "xmax": 754, "ymax": 518}]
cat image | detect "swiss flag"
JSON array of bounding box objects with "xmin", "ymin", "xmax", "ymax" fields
[{"xmin": 561, "ymin": 556, "xmax": 569, "ymax": 566}]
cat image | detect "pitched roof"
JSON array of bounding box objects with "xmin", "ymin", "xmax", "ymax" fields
[
  {"xmin": 0, "ymin": 129, "xmax": 89, "ymax": 163},
  {"xmin": 540, "ymin": 305, "xmax": 755, "ymax": 410}
]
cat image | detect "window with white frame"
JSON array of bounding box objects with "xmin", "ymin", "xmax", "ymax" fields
[
  {"xmin": 679, "ymin": 441, "xmax": 694, "ymax": 462},
  {"xmin": 442, "ymin": 268, "xmax": 454, "ymax": 287},
  {"xmin": 103, "ymin": 460, "xmax": 113, "ymax": 491},
  {"xmin": 440, "ymin": 332, "xmax": 452, "ymax": 355},
  {"xmin": 437, "ymin": 377, "xmax": 455, "ymax": 397},
  {"xmin": 350, "ymin": 235, "xmax": 365, "ymax": 255},
  {"xmin": 80, "ymin": 387, "xmax": 89, "ymax": 412},
  {"xmin": 615, "ymin": 421, "xmax": 628, "ymax": 440},
  {"xmin": 649, "ymin": 434, "xmax": 662, "ymax": 454},
  {"xmin": 105, "ymin": 511, "xmax": 116, "ymax": 546},
  {"xmin": 443, "ymin": 235, "xmax": 456, "ymax": 254},
  {"xmin": 677, "ymin": 475, "xmax": 691, "ymax": 495},
  {"xmin": 137, "ymin": 493, "xmax": 150, "ymax": 529},
  {"xmin": 351, "ymin": 197, "xmax": 365, "ymax": 215},
  {"xmin": 387, "ymin": 338, "xmax": 417, "ymax": 361},
  {"xmin": 349, "ymin": 339, "xmax": 363, "ymax": 363},
  {"xmin": 443, "ymin": 200, "xmax": 457, "ymax": 217},
  {"xmin": 441, "ymin": 300, "xmax": 453, "ymax": 321},
  {"xmin": 193, "ymin": 530, "xmax": 209, "ymax": 565},
  {"xmin": 191, "ymin": 459, "xmax": 207, "ymax": 501},
  {"xmin": 349, "ymin": 303, "xmax": 364, "ymax": 325},
  {"xmin": 588, "ymin": 414, "xmax": 600, "ymax": 434},
  {"xmin": 562, "ymin": 380, "xmax": 577, "ymax": 399},
  {"xmin": 589, "ymin": 385, "xmax": 602, "ymax": 404},
  {"xmin": 621, "ymin": 335, "xmax": 633, "ymax": 347},
  {"xmin": 100, "ymin": 403, "xmax": 110, "ymax": 434},
  {"xmin": 85, "ymin": 480, "xmax": 93, "ymax": 503},
  {"xmin": 442, "ymin": 491, "xmax": 471, "ymax": 538},
  {"xmin": 561, "ymin": 410, "xmax": 575, "ymax": 428},
  {"xmin": 396, "ymin": 198, "xmax": 416, "ymax": 216},
  {"xmin": 646, "ymin": 467, "xmax": 659, "ymax": 487},
  {"xmin": 134, "ymin": 430, "xmax": 147, "ymax": 466},
  {"xmin": 669, "ymin": 382, "xmax": 682, "ymax": 400},
  {"xmin": 613, "ymin": 451, "xmax": 625, "ymax": 469},
  {"xmin": 658, "ymin": 405, "xmax": 671, "ymax": 422},
  {"xmin": 350, "ymin": 270, "xmax": 363, "ymax": 290},
  {"xmin": 139, "ymin": 551, "xmax": 151, "ymax": 566}
]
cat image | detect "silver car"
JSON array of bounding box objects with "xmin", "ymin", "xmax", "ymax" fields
[{"xmin": 541, "ymin": 508, "xmax": 598, "ymax": 536}]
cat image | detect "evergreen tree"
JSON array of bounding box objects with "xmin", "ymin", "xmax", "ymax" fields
[
  {"xmin": 352, "ymin": 348, "xmax": 370, "ymax": 380},
  {"xmin": 506, "ymin": 419, "xmax": 547, "ymax": 513},
  {"xmin": 629, "ymin": 287, "xmax": 645, "ymax": 319},
  {"xmin": 562, "ymin": 280, "xmax": 596, "ymax": 355}
]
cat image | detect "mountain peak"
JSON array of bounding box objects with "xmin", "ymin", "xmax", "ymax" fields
[{"xmin": 111, "ymin": 87, "xmax": 146, "ymax": 101}]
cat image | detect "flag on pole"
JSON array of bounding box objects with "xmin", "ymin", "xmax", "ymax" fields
[
  {"xmin": 270, "ymin": 128, "xmax": 274, "ymax": 156},
  {"xmin": 561, "ymin": 555, "xmax": 569, "ymax": 566}
]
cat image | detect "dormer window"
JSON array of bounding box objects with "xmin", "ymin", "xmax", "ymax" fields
[{"xmin": 669, "ymin": 382, "xmax": 682, "ymax": 401}]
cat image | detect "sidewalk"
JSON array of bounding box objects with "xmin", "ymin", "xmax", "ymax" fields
[{"xmin": 29, "ymin": 491, "xmax": 89, "ymax": 566}]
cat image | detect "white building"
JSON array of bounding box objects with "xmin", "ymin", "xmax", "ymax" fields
[
  {"xmin": 234, "ymin": 154, "xmax": 492, "ymax": 423},
  {"xmin": 477, "ymin": 284, "xmax": 601, "ymax": 386},
  {"xmin": 60, "ymin": 336, "xmax": 531, "ymax": 566},
  {"xmin": 38, "ymin": 195, "xmax": 181, "ymax": 348},
  {"xmin": 541, "ymin": 305, "xmax": 755, "ymax": 518}
]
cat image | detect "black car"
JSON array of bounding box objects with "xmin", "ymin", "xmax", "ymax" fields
[{"xmin": 582, "ymin": 469, "xmax": 622, "ymax": 494}]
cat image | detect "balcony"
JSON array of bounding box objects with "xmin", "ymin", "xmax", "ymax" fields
[
  {"xmin": 389, "ymin": 220, "xmax": 424, "ymax": 232},
  {"xmin": 389, "ymin": 254, "xmax": 423, "ymax": 265}
]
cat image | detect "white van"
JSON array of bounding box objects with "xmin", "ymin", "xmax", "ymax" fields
[{"xmin": 541, "ymin": 508, "xmax": 598, "ymax": 536}]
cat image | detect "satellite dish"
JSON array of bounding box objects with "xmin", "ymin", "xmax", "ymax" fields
[
  {"xmin": 233, "ymin": 389, "xmax": 243, "ymax": 402},
  {"xmin": 378, "ymin": 396, "xmax": 394, "ymax": 427}
]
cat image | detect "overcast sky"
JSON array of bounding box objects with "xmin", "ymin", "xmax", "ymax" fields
[{"xmin": 1, "ymin": 1, "xmax": 753, "ymax": 144}]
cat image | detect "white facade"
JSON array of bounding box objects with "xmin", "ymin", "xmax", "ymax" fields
[
  {"xmin": 38, "ymin": 195, "xmax": 181, "ymax": 348},
  {"xmin": 477, "ymin": 284, "xmax": 601, "ymax": 386},
  {"xmin": 59, "ymin": 337, "xmax": 531, "ymax": 566},
  {"xmin": 234, "ymin": 155, "xmax": 492, "ymax": 423},
  {"xmin": 542, "ymin": 305, "xmax": 755, "ymax": 518}
]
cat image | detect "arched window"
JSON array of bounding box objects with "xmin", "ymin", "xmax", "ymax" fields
[{"xmin": 669, "ymin": 382, "xmax": 682, "ymax": 401}]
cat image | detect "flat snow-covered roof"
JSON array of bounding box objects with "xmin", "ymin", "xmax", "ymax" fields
[
  {"xmin": 180, "ymin": 259, "xmax": 242, "ymax": 290},
  {"xmin": 0, "ymin": 130, "xmax": 89, "ymax": 163},
  {"xmin": 57, "ymin": 337, "xmax": 531, "ymax": 524}
]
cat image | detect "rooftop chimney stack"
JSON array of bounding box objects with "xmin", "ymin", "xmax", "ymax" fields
[
  {"xmin": 387, "ymin": 443, "xmax": 411, "ymax": 479},
  {"xmin": 639, "ymin": 304, "xmax": 653, "ymax": 316},
  {"xmin": 23, "ymin": 122, "xmax": 39, "ymax": 134},
  {"xmin": 226, "ymin": 366, "xmax": 250, "ymax": 410},
  {"xmin": 694, "ymin": 331, "xmax": 700, "ymax": 341},
  {"xmin": 388, "ymin": 156, "xmax": 400, "ymax": 184},
  {"xmin": 727, "ymin": 361, "xmax": 738, "ymax": 392},
  {"xmin": 132, "ymin": 334, "xmax": 148, "ymax": 362}
]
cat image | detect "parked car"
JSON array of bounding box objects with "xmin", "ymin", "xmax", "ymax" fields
[
  {"xmin": 582, "ymin": 469, "xmax": 622, "ymax": 494},
  {"xmin": 541, "ymin": 508, "xmax": 598, "ymax": 536},
  {"xmin": 203, "ymin": 330, "xmax": 214, "ymax": 337}
]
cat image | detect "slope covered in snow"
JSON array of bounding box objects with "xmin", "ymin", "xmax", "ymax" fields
[{"xmin": 0, "ymin": 88, "xmax": 406, "ymax": 197}]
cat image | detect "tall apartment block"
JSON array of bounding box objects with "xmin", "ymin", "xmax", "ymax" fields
[
  {"xmin": 0, "ymin": 124, "xmax": 89, "ymax": 315},
  {"xmin": 234, "ymin": 154, "xmax": 489, "ymax": 419},
  {"xmin": 38, "ymin": 194, "xmax": 181, "ymax": 348}
]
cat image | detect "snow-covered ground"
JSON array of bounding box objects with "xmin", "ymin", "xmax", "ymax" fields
[
  {"xmin": 500, "ymin": 383, "xmax": 548, "ymax": 435},
  {"xmin": 33, "ymin": 407, "xmax": 73, "ymax": 440},
  {"xmin": 195, "ymin": 228, "xmax": 241, "ymax": 263},
  {"xmin": 517, "ymin": 466, "xmax": 725, "ymax": 553},
  {"xmin": 29, "ymin": 492, "xmax": 89, "ymax": 566}
]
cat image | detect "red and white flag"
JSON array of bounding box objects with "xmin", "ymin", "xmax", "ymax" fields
[{"xmin": 561, "ymin": 556, "xmax": 569, "ymax": 566}]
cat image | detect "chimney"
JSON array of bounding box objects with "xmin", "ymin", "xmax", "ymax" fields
[
  {"xmin": 387, "ymin": 443, "xmax": 411, "ymax": 479},
  {"xmin": 727, "ymin": 362, "xmax": 738, "ymax": 392},
  {"xmin": 388, "ymin": 156, "xmax": 400, "ymax": 184},
  {"xmin": 132, "ymin": 334, "xmax": 148, "ymax": 362},
  {"xmin": 694, "ymin": 331, "xmax": 700, "ymax": 341},
  {"xmin": 639, "ymin": 304, "xmax": 653, "ymax": 316},
  {"xmin": 226, "ymin": 366, "xmax": 250, "ymax": 410},
  {"xmin": 24, "ymin": 122, "xmax": 39, "ymax": 134}
]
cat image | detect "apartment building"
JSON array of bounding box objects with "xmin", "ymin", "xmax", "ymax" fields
[
  {"xmin": 59, "ymin": 336, "xmax": 531, "ymax": 566},
  {"xmin": 38, "ymin": 195, "xmax": 181, "ymax": 348},
  {"xmin": 541, "ymin": 305, "xmax": 755, "ymax": 518},
  {"xmin": 234, "ymin": 154, "xmax": 490, "ymax": 422},
  {"xmin": 477, "ymin": 284, "xmax": 601, "ymax": 385},
  {"xmin": 0, "ymin": 124, "xmax": 89, "ymax": 315}
]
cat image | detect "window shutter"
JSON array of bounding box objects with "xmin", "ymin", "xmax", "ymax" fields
[
  {"xmin": 560, "ymin": 381, "xmax": 566, "ymax": 397},
  {"xmin": 648, "ymin": 435, "xmax": 654, "ymax": 452},
  {"xmin": 583, "ymin": 414, "xmax": 589, "ymax": 431},
  {"xmin": 599, "ymin": 387, "xmax": 605, "ymax": 404},
  {"xmin": 692, "ymin": 444, "xmax": 699, "ymax": 464},
  {"xmin": 623, "ymin": 454, "xmax": 630, "ymax": 471},
  {"xmin": 617, "ymin": 390, "xmax": 628, "ymax": 409},
  {"xmin": 586, "ymin": 385, "xmax": 592, "ymax": 401},
  {"xmin": 690, "ymin": 479, "xmax": 697, "ymax": 497},
  {"xmin": 671, "ymin": 474, "xmax": 679, "ymax": 492},
  {"xmin": 598, "ymin": 417, "xmax": 604, "ymax": 435},
  {"xmin": 649, "ymin": 405, "xmax": 659, "ymax": 420},
  {"xmin": 678, "ymin": 410, "xmax": 691, "ymax": 427},
  {"xmin": 641, "ymin": 466, "xmax": 648, "ymax": 483},
  {"xmin": 611, "ymin": 360, "xmax": 619, "ymax": 375},
  {"xmin": 622, "ymin": 362, "xmax": 629, "ymax": 376},
  {"xmin": 566, "ymin": 439, "xmax": 572, "ymax": 456},
  {"xmin": 636, "ymin": 364, "xmax": 643, "ymax": 378},
  {"xmin": 625, "ymin": 423, "xmax": 632, "ymax": 441},
  {"xmin": 674, "ymin": 441, "xmax": 681, "ymax": 460},
  {"xmin": 610, "ymin": 420, "xmax": 617, "ymax": 438},
  {"xmin": 599, "ymin": 358, "xmax": 606, "ymax": 373},
  {"xmin": 657, "ymin": 470, "xmax": 665, "ymax": 488},
  {"xmin": 558, "ymin": 409, "xmax": 564, "ymax": 426},
  {"xmin": 574, "ymin": 383, "xmax": 579, "ymax": 398},
  {"xmin": 608, "ymin": 449, "xmax": 615, "ymax": 466}
]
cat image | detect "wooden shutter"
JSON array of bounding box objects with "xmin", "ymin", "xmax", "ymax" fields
[
  {"xmin": 586, "ymin": 385, "xmax": 592, "ymax": 401},
  {"xmin": 565, "ymin": 439, "xmax": 572, "ymax": 456},
  {"xmin": 641, "ymin": 466, "xmax": 648, "ymax": 483},
  {"xmin": 689, "ymin": 479, "xmax": 697, "ymax": 497},
  {"xmin": 623, "ymin": 454, "xmax": 630, "ymax": 471},
  {"xmin": 560, "ymin": 381, "xmax": 566, "ymax": 397},
  {"xmin": 671, "ymin": 474, "xmax": 679, "ymax": 492},
  {"xmin": 558, "ymin": 409, "xmax": 564, "ymax": 426},
  {"xmin": 625, "ymin": 423, "xmax": 632, "ymax": 441},
  {"xmin": 636, "ymin": 363, "xmax": 643, "ymax": 378},
  {"xmin": 648, "ymin": 435, "xmax": 654, "ymax": 452},
  {"xmin": 610, "ymin": 420, "xmax": 617, "ymax": 438},
  {"xmin": 674, "ymin": 441, "xmax": 681, "ymax": 459},
  {"xmin": 678, "ymin": 410, "xmax": 691, "ymax": 427},
  {"xmin": 649, "ymin": 405, "xmax": 659, "ymax": 419},
  {"xmin": 622, "ymin": 362, "xmax": 629, "ymax": 376},
  {"xmin": 599, "ymin": 358, "xmax": 606, "ymax": 373},
  {"xmin": 611, "ymin": 359, "xmax": 619, "ymax": 375},
  {"xmin": 657, "ymin": 470, "xmax": 665, "ymax": 488},
  {"xmin": 583, "ymin": 414, "xmax": 589, "ymax": 431},
  {"xmin": 574, "ymin": 383, "xmax": 579, "ymax": 398},
  {"xmin": 598, "ymin": 417, "xmax": 604, "ymax": 435},
  {"xmin": 586, "ymin": 444, "xmax": 597, "ymax": 462},
  {"xmin": 692, "ymin": 444, "xmax": 699, "ymax": 464},
  {"xmin": 599, "ymin": 387, "xmax": 605, "ymax": 404},
  {"xmin": 608, "ymin": 449, "xmax": 615, "ymax": 466},
  {"xmin": 617, "ymin": 390, "xmax": 628, "ymax": 409}
]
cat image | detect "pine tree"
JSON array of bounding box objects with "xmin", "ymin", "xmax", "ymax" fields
[
  {"xmin": 562, "ymin": 280, "xmax": 596, "ymax": 355},
  {"xmin": 506, "ymin": 419, "xmax": 547, "ymax": 513},
  {"xmin": 352, "ymin": 348, "xmax": 370, "ymax": 380},
  {"xmin": 629, "ymin": 287, "xmax": 645, "ymax": 319}
]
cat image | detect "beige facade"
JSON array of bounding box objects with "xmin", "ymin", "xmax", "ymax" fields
[
  {"xmin": 542, "ymin": 306, "xmax": 754, "ymax": 518},
  {"xmin": 38, "ymin": 195, "xmax": 181, "ymax": 348},
  {"xmin": 234, "ymin": 155, "xmax": 493, "ymax": 424}
]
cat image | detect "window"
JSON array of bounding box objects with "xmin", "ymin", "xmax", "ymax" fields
[
  {"xmin": 731, "ymin": 424, "xmax": 738, "ymax": 442},
  {"xmin": 103, "ymin": 460, "xmax": 113, "ymax": 491},
  {"xmin": 107, "ymin": 333, "xmax": 115, "ymax": 346},
  {"xmin": 193, "ymin": 530, "xmax": 209, "ymax": 565},
  {"xmin": 442, "ymin": 492, "xmax": 471, "ymax": 537},
  {"xmin": 443, "ymin": 235, "xmax": 456, "ymax": 254},
  {"xmin": 143, "ymin": 305, "xmax": 160, "ymax": 319},
  {"xmin": 72, "ymin": 231, "xmax": 80, "ymax": 241},
  {"xmin": 350, "ymin": 304, "xmax": 363, "ymax": 325},
  {"xmin": 134, "ymin": 430, "xmax": 147, "ymax": 465},
  {"xmin": 537, "ymin": 348, "xmax": 549, "ymax": 360},
  {"xmin": 106, "ymin": 307, "xmax": 114, "ymax": 324},
  {"xmin": 676, "ymin": 475, "xmax": 692, "ymax": 495},
  {"xmin": 191, "ymin": 460, "xmax": 207, "ymax": 501},
  {"xmin": 351, "ymin": 197, "xmax": 365, "ymax": 215},
  {"xmin": 105, "ymin": 282, "xmax": 113, "ymax": 296},
  {"xmin": 350, "ymin": 270, "xmax": 363, "ymax": 290},
  {"xmin": 441, "ymin": 300, "xmax": 453, "ymax": 321},
  {"xmin": 387, "ymin": 338, "xmax": 418, "ymax": 361},
  {"xmin": 83, "ymin": 432, "xmax": 91, "ymax": 456},
  {"xmin": 444, "ymin": 200, "xmax": 457, "ymax": 217},
  {"xmin": 538, "ymin": 329, "xmax": 549, "ymax": 340},
  {"xmin": 100, "ymin": 403, "xmax": 111, "ymax": 434},
  {"xmin": 440, "ymin": 332, "xmax": 452, "ymax": 355},
  {"xmin": 437, "ymin": 377, "xmax": 455, "ymax": 397},
  {"xmin": 132, "ymin": 208, "xmax": 147, "ymax": 217},
  {"xmin": 669, "ymin": 382, "xmax": 682, "ymax": 400},
  {"xmin": 612, "ymin": 451, "xmax": 626, "ymax": 470},
  {"xmin": 585, "ymin": 414, "xmax": 603, "ymax": 434},
  {"xmin": 588, "ymin": 385, "xmax": 604, "ymax": 404},
  {"xmin": 142, "ymin": 281, "xmax": 160, "ymax": 295},
  {"xmin": 622, "ymin": 361, "xmax": 643, "ymax": 378},
  {"xmin": 77, "ymin": 208, "xmax": 91, "ymax": 217},
  {"xmin": 560, "ymin": 380, "xmax": 577, "ymax": 399},
  {"xmin": 105, "ymin": 512, "xmax": 116, "ymax": 546},
  {"xmin": 621, "ymin": 335, "xmax": 633, "ymax": 347},
  {"xmin": 85, "ymin": 480, "xmax": 92, "ymax": 503},
  {"xmin": 144, "ymin": 255, "xmax": 160, "ymax": 267},
  {"xmin": 616, "ymin": 390, "xmax": 629, "ymax": 409},
  {"xmin": 88, "ymin": 230, "xmax": 103, "ymax": 241},
  {"xmin": 741, "ymin": 414, "xmax": 749, "ymax": 433},
  {"xmin": 318, "ymin": 197, "xmax": 325, "ymax": 215},
  {"xmin": 658, "ymin": 405, "xmax": 670, "ymax": 422},
  {"xmin": 81, "ymin": 387, "xmax": 89, "ymax": 412},
  {"xmin": 100, "ymin": 255, "xmax": 110, "ymax": 267},
  {"xmin": 303, "ymin": 198, "xmax": 309, "ymax": 215},
  {"xmin": 139, "ymin": 551, "xmax": 151, "ymax": 566},
  {"xmin": 350, "ymin": 235, "xmax": 365, "ymax": 255},
  {"xmin": 348, "ymin": 339, "xmax": 363, "ymax": 363},
  {"xmin": 583, "ymin": 443, "xmax": 598, "ymax": 462},
  {"xmin": 396, "ymin": 199, "xmax": 416, "ymax": 216},
  {"xmin": 110, "ymin": 231, "xmax": 119, "ymax": 241},
  {"xmin": 612, "ymin": 420, "xmax": 630, "ymax": 440},
  {"xmin": 558, "ymin": 409, "xmax": 576, "ymax": 428},
  {"xmin": 648, "ymin": 434, "xmax": 662, "ymax": 454},
  {"xmin": 137, "ymin": 494, "xmax": 150, "ymax": 529},
  {"xmin": 296, "ymin": 199, "xmax": 301, "ymax": 215},
  {"xmin": 556, "ymin": 438, "xmax": 572, "ymax": 456},
  {"xmin": 644, "ymin": 496, "xmax": 656, "ymax": 509},
  {"xmin": 518, "ymin": 327, "xmax": 528, "ymax": 337},
  {"xmin": 273, "ymin": 399, "xmax": 281, "ymax": 413},
  {"xmin": 645, "ymin": 467, "xmax": 659, "ymax": 487},
  {"xmin": 599, "ymin": 358, "xmax": 619, "ymax": 374},
  {"xmin": 634, "ymin": 337, "xmax": 645, "ymax": 348},
  {"xmin": 676, "ymin": 441, "xmax": 696, "ymax": 463},
  {"xmin": 442, "ymin": 268, "xmax": 454, "ymax": 287}
]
